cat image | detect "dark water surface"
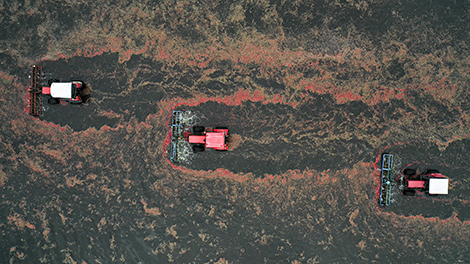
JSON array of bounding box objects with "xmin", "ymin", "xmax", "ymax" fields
[{"xmin": 3, "ymin": 51, "xmax": 468, "ymax": 263}]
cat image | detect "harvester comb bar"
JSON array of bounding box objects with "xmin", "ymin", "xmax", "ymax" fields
[
  {"xmin": 379, "ymin": 154, "xmax": 394, "ymax": 206},
  {"xmin": 28, "ymin": 66, "xmax": 43, "ymax": 116},
  {"xmin": 170, "ymin": 111, "xmax": 185, "ymax": 163}
]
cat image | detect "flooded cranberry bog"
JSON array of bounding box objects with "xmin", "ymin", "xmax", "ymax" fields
[{"xmin": 1, "ymin": 0, "xmax": 470, "ymax": 263}]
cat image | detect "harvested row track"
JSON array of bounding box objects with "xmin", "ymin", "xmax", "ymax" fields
[{"xmin": 173, "ymin": 100, "xmax": 375, "ymax": 175}]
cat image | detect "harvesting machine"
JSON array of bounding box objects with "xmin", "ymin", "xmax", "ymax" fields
[
  {"xmin": 170, "ymin": 110, "xmax": 229, "ymax": 163},
  {"xmin": 379, "ymin": 153, "xmax": 450, "ymax": 205},
  {"xmin": 26, "ymin": 65, "xmax": 89, "ymax": 115}
]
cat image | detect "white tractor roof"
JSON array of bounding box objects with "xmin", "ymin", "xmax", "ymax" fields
[
  {"xmin": 429, "ymin": 178, "xmax": 449, "ymax": 194},
  {"xmin": 50, "ymin": 82, "xmax": 72, "ymax": 98}
]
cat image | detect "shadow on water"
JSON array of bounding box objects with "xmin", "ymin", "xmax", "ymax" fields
[{"xmin": 39, "ymin": 101, "xmax": 119, "ymax": 131}]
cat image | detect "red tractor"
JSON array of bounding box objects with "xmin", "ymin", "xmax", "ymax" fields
[
  {"xmin": 186, "ymin": 126, "xmax": 229, "ymax": 153},
  {"xmin": 400, "ymin": 169, "xmax": 449, "ymax": 196},
  {"xmin": 170, "ymin": 111, "xmax": 230, "ymax": 163}
]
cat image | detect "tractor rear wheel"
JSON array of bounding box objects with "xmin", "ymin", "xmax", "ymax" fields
[
  {"xmin": 192, "ymin": 145, "xmax": 205, "ymax": 153},
  {"xmin": 403, "ymin": 190, "xmax": 416, "ymax": 196},
  {"xmin": 48, "ymin": 98, "xmax": 60, "ymax": 105},
  {"xmin": 193, "ymin": 126, "xmax": 205, "ymax": 135},
  {"xmin": 48, "ymin": 79, "xmax": 60, "ymax": 86}
]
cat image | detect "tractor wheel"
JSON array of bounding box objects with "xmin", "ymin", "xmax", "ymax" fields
[
  {"xmin": 75, "ymin": 81, "xmax": 85, "ymax": 88},
  {"xmin": 403, "ymin": 190, "xmax": 416, "ymax": 196},
  {"xmin": 192, "ymin": 145, "xmax": 205, "ymax": 153},
  {"xmin": 403, "ymin": 168, "xmax": 416, "ymax": 176},
  {"xmin": 193, "ymin": 126, "xmax": 205, "ymax": 135},
  {"xmin": 69, "ymin": 99, "xmax": 82, "ymax": 104},
  {"xmin": 48, "ymin": 79, "xmax": 60, "ymax": 86},
  {"xmin": 48, "ymin": 98, "xmax": 60, "ymax": 105}
]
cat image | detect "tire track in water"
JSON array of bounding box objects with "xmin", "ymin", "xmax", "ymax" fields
[{"xmin": 180, "ymin": 98, "xmax": 377, "ymax": 176}]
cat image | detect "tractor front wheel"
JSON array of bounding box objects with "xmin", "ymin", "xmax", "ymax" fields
[{"xmin": 192, "ymin": 145, "xmax": 205, "ymax": 153}]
